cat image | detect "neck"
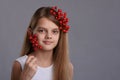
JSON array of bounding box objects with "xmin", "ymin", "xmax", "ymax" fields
[{"xmin": 32, "ymin": 49, "xmax": 53, "ymax": 67}]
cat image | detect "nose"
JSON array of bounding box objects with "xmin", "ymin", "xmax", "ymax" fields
[{"xmin": 45, "ymin": 32, "xmax": 52, "ymax": 39}]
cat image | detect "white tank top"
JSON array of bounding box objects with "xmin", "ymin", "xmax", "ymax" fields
[{"xmin": 16, "ymin": 55, "xmax": 53, "ymax": 80}]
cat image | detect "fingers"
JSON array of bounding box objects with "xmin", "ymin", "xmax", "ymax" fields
[
  {"xmin": 30, "ymin": 58, "xmax": 37, "ymax": 65},
  {"xmin": 26, "ymin": 56, "xmax": 34, "ymax": 63},
  {"xmin": 22, "ymin": 55, "xmax": 38, "ymax": 79},
  {"xmin": 25, "ymin": 56, "xmax": 38, "ymax": 69}
]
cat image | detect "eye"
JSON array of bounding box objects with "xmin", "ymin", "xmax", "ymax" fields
[
  {"xmin": 37, "ymin": 29, "xmax": 46, "ymax": 33},
  {"xmin": 52, "ymin": 30, "xmax": 59, "ymax": 34}
]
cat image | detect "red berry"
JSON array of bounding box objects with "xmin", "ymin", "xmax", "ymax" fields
[
  {"xmin": 38, "ymin": 46, "xmax": 42, "ymax": 49},
  {"xmin": 34, "ymin": 47, "xmax": 38, "ymax": 51},
  {"xmin": 60, "ymin": 21, "xmax": 62, "ymax": 24},
  {"xmin": 59, "ymin": 27, "xmax": 62, "ymax": 30},
  {"xmin": 66, "ymin": 26, "xmax": 70, "ymax": 29},
  {"xmin": 58, "ymin": 9, "xmax": 62, "ymax": 12},
  {"xmin": 66, "ymin": 18, "xmax": 68, "ymax": 22},
  {"xmin": 63, "ymin": 12, "xmax": 66, "ymax": 17},
  {"xmin": 56, "ymin": 16, "xmax": 58, "ymax": 19},
  {"xmin": 63, "ymin": 30, "xmax": 66, "ymax": 32},
  {"xmin": 53, "ymin": 12, "xmax": 56, "ymax": 15},
  {"xmin": 35, "ymin": 43, "xmax": 38, "ymax": 46},
  {"xmin": 29, "ymin": 36, "xmax": 32, "ymax": 40}
]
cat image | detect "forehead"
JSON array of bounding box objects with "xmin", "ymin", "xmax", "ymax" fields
[{"xmin": 36, "ymin": 17, "xmax": 59, "ymax": 29}]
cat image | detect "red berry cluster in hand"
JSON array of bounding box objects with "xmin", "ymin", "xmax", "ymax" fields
[
  {"xmin": 50, "ymin": 6, "xmax": 70, "ymax": 33},
  {"xmin": 27, "ymin": 28, "xmax": 42, "ymax": 51}
]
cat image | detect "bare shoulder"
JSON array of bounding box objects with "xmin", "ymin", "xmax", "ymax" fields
[{"xmin": 11, "ymin": 60, "xmax": 22, "ymax": 80}]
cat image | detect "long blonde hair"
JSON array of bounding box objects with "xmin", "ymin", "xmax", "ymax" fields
[{"xmin": 20, "ymin": 7, "xmax": 71, "ymax": 80}]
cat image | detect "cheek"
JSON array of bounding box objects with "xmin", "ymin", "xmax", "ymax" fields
[
  {"xmin": 37, "ymin": 34, "xmax": 45, "ymax": 41},
  {"xmin": 54, "ymin": 35, "xmax": 60, "ymax": 42}
]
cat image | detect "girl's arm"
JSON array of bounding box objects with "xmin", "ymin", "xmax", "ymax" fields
[
  {"xmin": 11, "ymin": 56, "xmax": 38, "ymax": 80},
  {"xmin": 11, "ymin": 61, "xmax": 22, "ymax": 80}
]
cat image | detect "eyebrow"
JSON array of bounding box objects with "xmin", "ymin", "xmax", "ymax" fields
[{"xmin": 37, "ymin": 26, "xmax": 59, "ymax": 30}]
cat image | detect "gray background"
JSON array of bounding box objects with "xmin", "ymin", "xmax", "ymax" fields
[{"xmin": 0, "ymin": 0, "xmax": 120, "ymax": 80}]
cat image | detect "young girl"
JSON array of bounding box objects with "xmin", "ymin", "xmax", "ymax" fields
[{"xmin": 11, "ymin": 6, "xmax": 73, "ymax": 80}]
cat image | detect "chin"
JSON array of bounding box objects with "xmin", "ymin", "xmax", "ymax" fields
[{"xmin": 42, "ymin": 46, "xmax": 55, "ymax": 51}]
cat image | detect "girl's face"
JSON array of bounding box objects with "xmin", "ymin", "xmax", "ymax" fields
[{"xmin": 33, "ymin": 17, "xmax": 60, "ymax": 51}]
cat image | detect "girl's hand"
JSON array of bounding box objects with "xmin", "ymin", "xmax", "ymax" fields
[{"xmin": 20, "ymin": 56, "xmax": 38, "ymax": 80}]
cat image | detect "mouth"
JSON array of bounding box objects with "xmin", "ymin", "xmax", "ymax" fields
[{"xmin": 43, "ymin": 41, "xmax": 53, "ymax": 45}]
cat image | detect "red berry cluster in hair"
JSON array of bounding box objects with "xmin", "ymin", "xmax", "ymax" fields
[
  {"xmin": 50, "ymin": 6, "xmax": 70, "ymax": 33},
  {"xmin": 27, "ymin": 28, "xmax": 42, "ymax": 51}
]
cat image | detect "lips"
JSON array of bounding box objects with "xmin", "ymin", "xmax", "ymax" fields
[{"xmin": 43, "ymin": 41, "xmax": 53, "ymax": 45}]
